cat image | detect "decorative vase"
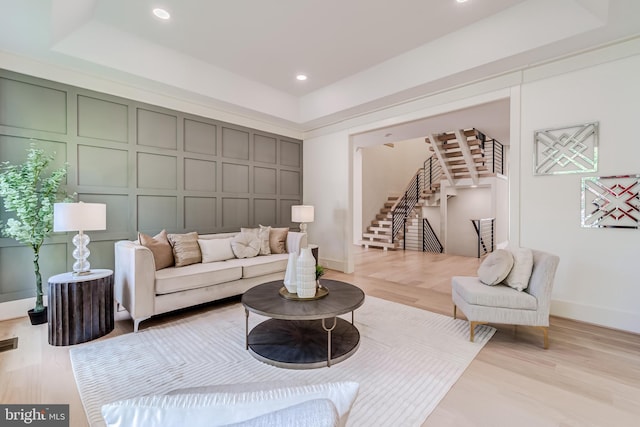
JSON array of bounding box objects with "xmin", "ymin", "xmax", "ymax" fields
[
  {"xmin": 296, "ymin": 247, "xmax": 316, "ymax": 298},
  {"xmin": 283, "ymin": 252, "xmax": 297, "ymax": 293}
]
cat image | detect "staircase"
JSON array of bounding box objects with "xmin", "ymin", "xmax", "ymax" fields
[
  {"xmin": 359, "ymin": 196, "xmax": 401, "ymax": 250},
  {"xmin": 360, "ymin": 128, "xmax": 504, "ymax": 252}
]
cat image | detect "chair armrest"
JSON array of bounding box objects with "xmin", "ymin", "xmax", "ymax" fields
[
  {"xmin": 286, "ymin": 231, "xmax": 308, "ymax": 255},
  {"xmin": 114, "ymin": 240, "xmax": 156, "ymax": 321}
]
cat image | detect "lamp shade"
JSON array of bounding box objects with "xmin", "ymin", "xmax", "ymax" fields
[
  {"xmin": 291, "ymin": 205, "xmax": 314, "ymax": 223},
  {"xmin": 54, "ymin": 202, "xmax": 106, "ymax": 232}
]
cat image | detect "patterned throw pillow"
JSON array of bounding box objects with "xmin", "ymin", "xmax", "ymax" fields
[
  {"xmin": 167, "ymin": 232, "xmax": 202, "ymax": 267},
  {"xmin": 138, "ymin": 230, "xmax": 174, "ymax": 270},
  {"xmin": 241, "ymin": 226, "xmax": 271, "ymax": 255}
]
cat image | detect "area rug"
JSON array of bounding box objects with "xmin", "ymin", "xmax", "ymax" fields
[{"xmin": 70, "ymin": 296, "xmax": 494, "ymax": 426}]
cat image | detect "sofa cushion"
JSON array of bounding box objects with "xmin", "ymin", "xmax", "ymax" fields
[
  {"xmin": 225, "ymin": 253, "xmax": 289, "ymax": 278},
  {"xmin": 477, "ymin": 249, "xmax": 514, "ymax": 285},
  {"xmin": 503, "ymin": 247, "xmax": 534, "ymax": 291},
  {"xmin": 168, "ymin": 232, "xmax": 202, "ymax": 267},
  {"xmin": 138, "ymin": 230, "xmax": 174, "ymax": 270},
  {"xmin": 101, "ymin": 382, "xmax": 358, "ymax": 427},
  {"xmin": 269, "ymin": 227, "xmax": 289, "ymax": 254},
  {"xmin": 198, "ymin": 238, "xmax": 235, "ymax": 263},
  {"xmin": 452, "ymin": 276, "xmax": 537, "ymax": 310},
  {"xmin": 155, "ymin": 263, "xmax": 242, "ymax": 295},
  {"xmin": 231, "ymin": 232, "xmax": 260, "ymax": 259}
]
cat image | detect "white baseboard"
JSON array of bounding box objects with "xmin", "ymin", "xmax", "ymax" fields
[
  {"xmin": 551, "ymin": 298, "xmax": 640, "ymax": 334},
  {"xmin": 319, "ymin": 258, "xmax": 348, "ymax": 274},
  {"xmin": 0, "ymin": 296, "xmax": 49, "ymax": 321}
]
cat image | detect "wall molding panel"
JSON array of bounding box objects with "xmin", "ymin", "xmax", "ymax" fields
[{"xmin": 0, "ymin": 69, "xmax": 302, "ymax": 306}]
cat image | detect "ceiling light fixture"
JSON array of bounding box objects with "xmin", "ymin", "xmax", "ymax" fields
[
  {"xmin": 153, "ymin": 8, "xmax": 171, "ymax": 20},
  {"xmin": 296, "ymin": 74, "xmax": 308, "ymax": 81},
  {"xmin": 456, "ymin": 0, "xmax": 469, "ymax": 3}
]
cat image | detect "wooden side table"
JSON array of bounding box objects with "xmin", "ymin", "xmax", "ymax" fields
[
  {"xmin": 309, "ymin": 244, "xmax": 319, "ymax": 265},
  {"xmin": 47, "ymin": 269, "xmax": 114, "ymax": 346}
]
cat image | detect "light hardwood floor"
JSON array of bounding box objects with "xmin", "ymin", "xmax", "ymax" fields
[{"xmin": 1, "ymin": 246, "xmax": 639, "ymax": 426}]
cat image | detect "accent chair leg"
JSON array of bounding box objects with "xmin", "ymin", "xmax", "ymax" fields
[
  {"xmin": 469, "ymin": 321, "xmax": 488, "ymax": 342},
  {"xmin": 535, "ymin": 326, "xmax": 549, "ymax": 349}
]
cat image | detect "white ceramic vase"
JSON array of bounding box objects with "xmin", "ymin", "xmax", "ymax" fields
[
  {"xmin": 283, "ymin": 252, "xmax": 297, "ymax": 293},
  {"xmin": 296, "ymin": 247, "xmax": 316, "ymax": 298}
]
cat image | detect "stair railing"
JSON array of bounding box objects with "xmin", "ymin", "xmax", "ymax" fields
[
  {"xmin": 422, "ymin": 218, "xmax": 443, "ymax": 253},
  {"xmin": 423, "ymin": 156, "xmax": 442, "ymax": 192},
  {"xmin": 481, "ymin": 138, "xmax": 504, "ymax": 175},
  {"xmin": 471, "ymin": 218, "xmax": 495, "ymax": 258},
  {"xmin": 391, "ymin": 170, "xmax": 423, "ymax": 245}
]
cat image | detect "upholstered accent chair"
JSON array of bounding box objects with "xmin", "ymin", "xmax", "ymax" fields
[{"xmin": 451, "ymin": 249, "xmax": 560, "ymax": 349}]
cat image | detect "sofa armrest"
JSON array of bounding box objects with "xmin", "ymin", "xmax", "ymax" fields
[
  {"xmin": 114, "ymin": 240, "xmax": 157, "ymax": 323},
  {"xmin": 287, "ymin": 232, "xmax": 307, "ymax": 255}
]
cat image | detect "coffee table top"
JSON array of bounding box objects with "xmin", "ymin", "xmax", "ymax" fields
[{"xmin": 242, "ymin": 279, "xmax": 365, "ymax": 320}]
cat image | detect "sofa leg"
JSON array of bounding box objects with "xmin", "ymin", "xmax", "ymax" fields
[
  {"xmin": 469, "ymin": 321, "xmax": 487, "ymax": 342},
  {"xmin": 133, "ymin": 317, "xmax": 150, "ymax": 333},
  {"xmin": 453, "ymin": 305, "xmax": 457, "ymax": 319}
]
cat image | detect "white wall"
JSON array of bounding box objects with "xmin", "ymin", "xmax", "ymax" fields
[
  {"xmin": 445, "ymin": 187, "xmax": 492, "ymax": 257},
  {"xmin": 518, "ymin": 53, "xmax": 640, "ymax": 333},
  {"xmin": 303, "ymin": 130, "xmax": 353, "ymax": 273},
  {"xmin": 305, "ymin": 39, "xmax": 640, "ymax": 333},
  {"xmin": 361, "ymin": 139, "xmax": 431, "ymax": 234}
]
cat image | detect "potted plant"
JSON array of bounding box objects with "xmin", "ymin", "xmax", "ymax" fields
[
  {"xmin": 315, "ymin": 264, "xmax": 325, "ymax": 288},
  {"xmin": 0, "ymin": 146, "xmax": 71, "ymax": 324}
]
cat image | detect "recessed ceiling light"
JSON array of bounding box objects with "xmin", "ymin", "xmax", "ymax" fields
[
  {"xmin": 296, "ymin": 74, "xmax": 308, "ymax": 81},
  {"xmin": 456, "ymin": 0, "xmax": 469, "ymax": 3},
  {"xmin": 153, "ymin": 8, "xmax": 171, "ymax": 20}
]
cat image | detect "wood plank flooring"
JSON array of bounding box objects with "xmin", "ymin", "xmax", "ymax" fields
[{"xmin": 1, "ymin": 246, "xmax": 639, "ymax": 426}]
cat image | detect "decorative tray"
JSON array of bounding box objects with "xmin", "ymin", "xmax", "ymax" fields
[{"xmin": 279, "ymin": 285, "xmax": 329, "ymax": 300}]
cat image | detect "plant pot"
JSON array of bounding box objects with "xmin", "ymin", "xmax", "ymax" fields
[{"xmin": 28, "ymin": 307, "xmax": 48, "ymax": 325}]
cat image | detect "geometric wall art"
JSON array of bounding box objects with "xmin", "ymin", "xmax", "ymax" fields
[
  {"xmin": 534, "ymin": 122, "xmax": 598, "ymax": 175},
  {"xmin": 581, "ymin": 174, "xmax": 640, "ymax": 229}
]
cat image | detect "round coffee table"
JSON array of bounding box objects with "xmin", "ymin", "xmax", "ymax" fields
[{"xmin": 242, "ymin": 279, "xmax": 365, "ymax": 369}]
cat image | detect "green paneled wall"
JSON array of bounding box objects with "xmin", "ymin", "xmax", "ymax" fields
[{"xmin": 0, "ymin": 69, "xmax": 302, "ymax": 304}]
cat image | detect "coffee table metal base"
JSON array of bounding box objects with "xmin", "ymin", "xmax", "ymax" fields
[{"xmin": 247, "ymin": 318, "xmax": 360, "ymax": 369}]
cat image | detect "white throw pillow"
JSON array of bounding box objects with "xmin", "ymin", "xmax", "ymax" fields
[
  {"xmin": 101, "ymin": 381, "xmax": 359, "ymax": 427},
  {"xmin": 231, "ymin": 232, "xmax": 261, "ymax": 259},
  {"xmin": 477, "ymin": 249, "xmax": 514, "ymax": 285},
  {"xmin": 503, "ymin": 247, "xmax": 533, "ymax": 291},
  {"xmin": 198, "ymin": 238, "xmax": 235, "ymax": 263},
  {"xmin": 225, "ymin": 399, "xmax": 338, "ymax": 427}
]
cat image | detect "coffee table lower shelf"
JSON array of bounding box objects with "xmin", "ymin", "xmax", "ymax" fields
[{"xmin": 247, "ymin": 318, "xmax": 360, "ymax": 369}]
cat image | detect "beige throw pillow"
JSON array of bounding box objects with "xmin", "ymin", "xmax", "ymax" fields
[
  {"xmin": 503, "ymin": 247, "xmax": 534, "ymax": 291},
  {"xmin": 231, "ymin": 232, "xmax": 261, "ymax": 259},
  {"xmin": 478, "ymin": 249, "xmax": 514, "ymax": 286},
  {"xmin": 167, "ymin": 232, "xmax": 202, "ymax": 267},
  {"xmin": 269, "ymin": 227, "xmax": 289, "ymax": 254},
  {"xmin": 138, "ymin": 230, "xmax": 174, "ymax": 270},
  {"xmin": 241, "ymin": 226, "xmax": 271, "ymax": 255},
  {"xmin": 198, "ymin": 238, "xmax": 235, "ymax": 263}
]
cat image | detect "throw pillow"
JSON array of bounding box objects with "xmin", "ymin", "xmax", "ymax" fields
[
  {"xmin": 503, "ymin": 247, "xmax": 534, "ymax": 291},
  {"xmin": 225, "ymin": 399, "xmax": 338, "ymax": 427},
  {"xmin": 138, "ymin": 230, "xmax": 174, "ymax": 270},
  {"xmin": 198, "ymin": 238, "xmax": 235, "ymax": 263},
  {"xmin": 269, "ymin": 227, "xmax": 289, "ymax": 254},
  {"xmin": 241, "ymin": 226, "xmax": 271, "ymax": 255},
  {"xmin": 477, "ymin": 249, "xmax": 514, "ymax": 286},
  {"xmin": 231, "ymin": 232, "xmax": 261, "ymax": 259},
  {"xmin": 101, "ymin": 382, "xmax": 359, "ymax": 427},
  {"xmin": 167, "ymin": 232, "xmax": 202, "ymax": 267}
]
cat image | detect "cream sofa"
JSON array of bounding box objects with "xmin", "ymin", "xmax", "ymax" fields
[{"xmin": 114, "ymin": 231, "xmax": 307, "ymax": 332}]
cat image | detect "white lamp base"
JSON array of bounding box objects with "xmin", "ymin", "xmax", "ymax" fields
[{"xmin": 72, "ymin": 232, "xmax": 92, "ymax": 275}]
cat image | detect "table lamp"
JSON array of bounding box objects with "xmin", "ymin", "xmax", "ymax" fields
[
  {"xmin": 291, "ymin": 205, "xmax": 314, "ymax": 233},
  {"xmin": 54, "ymin": 202, "xmax": 106, "ymax": 275}
]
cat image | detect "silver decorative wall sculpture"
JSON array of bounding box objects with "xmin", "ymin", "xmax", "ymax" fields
[
  {"xmin": 534, "ymin": 122, "xmax": 598, "ymax": 175},
  {"xmin": 581, "ymin": 174, "xmax": 640, "ymax": 229}
]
